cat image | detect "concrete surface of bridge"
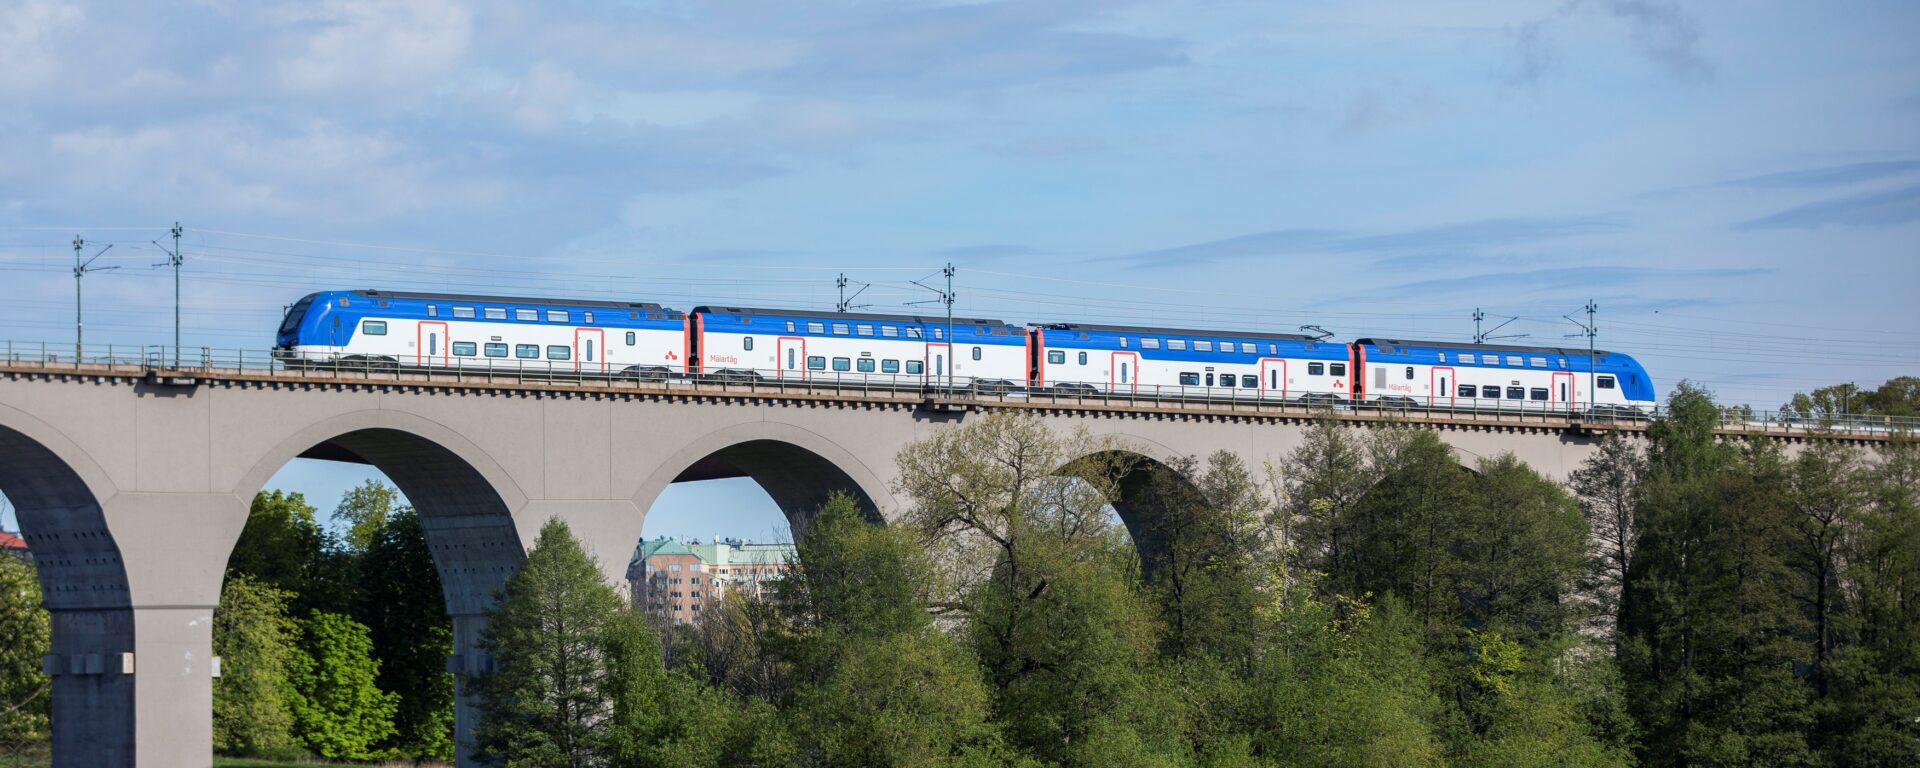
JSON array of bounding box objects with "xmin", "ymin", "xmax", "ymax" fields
[{"xmin": 0, "ymin": 360, "xmax": 1887, "ymax": 767}]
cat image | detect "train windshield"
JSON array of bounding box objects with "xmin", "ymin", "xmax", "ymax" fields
[{"xmin": 278, "ymin": 294, "xmax": 317, "ymax": 336}]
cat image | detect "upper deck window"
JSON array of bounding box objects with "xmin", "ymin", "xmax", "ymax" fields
[
  {"xmin": 906, "ymin": 327, "xmax": 923, "ymax": 339},
  {"xmin": 583, "ymin": 311, "xmax": 594, "ymax": 324},
  {"xmin": 547, "ymin": 310, "xmax": 569, "ymax": 323},
  {"xmin": 515, "ymin": 309, "xmax": 538, "ymax": 321},
  {"xmin": 786, "ymin": 321, "xmax": 797, "ymax": 333},
  {"xmin": 453, "ymin": 306, "xmax": 476, "ymax": 318},
  {"xmin": 484, "ymin": 307, "xmax": 507, "ymax": 320},
  {"xmin": 1241, "ymin": 342, "xmax": 1257, "ymax": 354},
  {"xmin": 881, "ymin": 326, "xmax": 899, "ymax": 338},
  {"xmin": 1529, "ymin": 357, "xmax": 1548, "ymax": 368},
  {"xmin": 831, "ymin": 323, "xmax": 849, "ymax": 335},
  {"xmin": 1505, "ymin": 355, "xmax": 1523, "ymax": 366},
  {"xmin": 807, "ymin": 322, "xmax": 825, "ymax": 334},
  {"xmin": 427, "ymin": 305, "xmax": 438, "ymax": 317},
  {"xmin": 1142, "ymin": 338, "xmax": 1160, "ymax": 349},
  {"xmin": 1481, "ymin": 354, "xmax": 1499, "ymax": 365},
  {"xmin": 1168, "ymin": 339, "xmax": 1187, "ymax": 350},
  {"xmin": 931, "ymin": 327, "xmax": 945, "ymax": 340},
  {"xmin": 1195, "ymin": 340, "xmax": 1213, "ymax": 352},
  {"xmin": 1219, "ymin": 340, "xmax": 1234, "ymax": 352},
  {"xmin": 856, "ymin": 324, "xmax": 873, "ymax": 337},
  {"xmin": 1118, "ymin": 337, "xmax": 1129, "ymax": 348}
]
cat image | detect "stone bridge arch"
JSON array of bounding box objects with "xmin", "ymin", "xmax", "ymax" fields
[{"xmin": 631, "ymin": 420, "xmax": 897, "ymax": 542}]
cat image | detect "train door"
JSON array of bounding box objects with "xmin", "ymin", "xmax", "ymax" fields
[
  {"xmin": 1110, "ymin": 351, "xmax": 1139, "ymax": 395},
  {"xmin": 1432, "ymin": 366, "xmax": 1455, "ymax": 408},
  {"xmin": 418, "ymin": 321, "xmax": 448, "ymax": 367},
  {"xmin": 927, "ymin": 343, "xmax": 949, "ymax": 387},
  {"xmin": 1553, "ymin": 371, "xmax": 1575, "ymax": 412},
  {"xmin": 574, "ymin": 328, "xmax": 605, "ymax": 374},
  {"xmin": 778, "ymin": 337, "xmax": 805, "ymax": 380},
  {"xmin": 1259, "ymin": 359, "xmax": 1287, "ymax": 400}
]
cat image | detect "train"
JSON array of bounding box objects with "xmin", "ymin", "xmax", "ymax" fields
[{"xmin": 274, "ymin": 289, "xmax": 1657, "ymax": 413}]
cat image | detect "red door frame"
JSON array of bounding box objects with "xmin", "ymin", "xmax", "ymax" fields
[
  {"xmin": 1552, "ymin": 371, "xmax": 1576, "ymax": 412},
  {"xmin": 574, "ymin": 328, "xmax": 606, "ymax": 374},
  {"xmin": 417, "ymin": 321, "xmax": 448, "ymax": 367},
  {"xmin": 1110, "ymin": 351, "xmax": 1139, "ymax": 394},
  {"xmin": 777, "ymin": 336, "xmax": 807, "ymax": 380},
  {"xmin": 926, "ymin": 342, "xmax": 950, "ymax": 386},
  {"xmin": 1259, "ymin": 358, "xmax": 1287, "ymax": 399},
  {"xmin": 1431, "ymin": 365, "xmax": 1455, "ymax": 408}
]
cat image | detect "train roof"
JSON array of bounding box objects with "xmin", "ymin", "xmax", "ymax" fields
[
  {"xmin": 1042, "ymin": 322, "xmax": 1323, "ymax": 342},
  {"xmin": 693, "ymin": 305, "xmax": 1014, "ymax": 327},
  {"xmin": 352, "ymin": 289, "xmax": 675, "ymax": 312},
  {"xmin": 1355, "ymin": 337, "xmax": 1615, "ymax": 357}
]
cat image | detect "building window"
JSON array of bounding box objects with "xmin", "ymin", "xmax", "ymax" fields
[
  {"xmin": 690, "ymin": 577, "xmax": 700, "ymax": 584},
  {"xmin": 856, "ymin": 358, "xmax": 876, "ymax": 372},
  {"xmin": 361, "ymin": 320, "xmax": 387, "ymax": 335},
  {"xmin": 484, "ymin": 343, "xmax": 508, "ymax": 357},
  {"xmin": 1330, "ymin": 363, "xmax": 1347, "ymax": 377},
  {"xmin": 452, "ymin": 342, "xmax": 477, "ymax": 356},
  {"xmin": 906, "ymin": 360, "xmax": 924, "ymax": 374},
  {"xmin": 831, "ymin": 357, "xmax": 851, "ymax": 371},
  {"xmin": 807, "ymin": 356, "xmax": 825, "ymax": 370},
  {"xmin": 1077, "ymin": 351, "xmax": 1088, "ymax": 365},
  {"xmin": 1597, "ymin": 375, "xmax": 1616, "ymax": 389},
  {"xmin": 547, "ymin": 345, "xmax": 571, "ymax": 361},
  {"xmin": 515, "ymin": 309, "xmax": 538, "ymax": 321},
  {"xmin": 484, "ymin": 307, "xmax": 507, "ymax": 320},
  {"xmin": 1179, "ymin": 372, "xmax": 1201, "ymax": 386},
  {"xmin": 743, "ymin": 337, "xmax": 754, "ymax": 351},
  {"xmin": 1047, "ymin": 350, "xmax": 1065, "ymax": 364},
  {"xmin": 1458, "ymin": 384, "xmax": 1478, "ymax": 398}
]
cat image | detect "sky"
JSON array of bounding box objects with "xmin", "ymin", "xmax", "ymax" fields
[{"xmin": 2, "ymin": 0, "xmax": 1917, "ymax": 542}]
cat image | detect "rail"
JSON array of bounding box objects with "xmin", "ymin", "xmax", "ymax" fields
[{"xmin": 0, "ymin": 340, "xmax": 1912, "ymax": 439}]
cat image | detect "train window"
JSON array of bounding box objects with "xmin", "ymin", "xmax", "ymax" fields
[
  {"xmin": 1195, "ymin": 340, "xmax": 1214, "ymax": 352},
  {"xmin": 1268, "ymin": 343, "xmax": 1278, "ymax": 355},
  {"xmin": 906, "ymin": 327, "xmax": 923, "ymax": 339},
  {"xmin": 1048, "ymin": 351, "xmax": 1065, "ymax": 364},
  {"xmin": 454, "ymin": 306, "xmax": 476, "ymax": 318},
  {"xmin": 1405, "ymin": 366, "xmax": 1414, "ymax": 380},
  {"xmin": 971, "ymin": 346, "xmax": 982, "ymax": 360},
  {"xmin": 1308, "ymin": 362, "xmax": 1325, "ymax": 376},
  {"xmin": 1506, "ymin": 386, "xmax": 1525, "ymax": 400},
  {"xmin": 1168, "ymin": 339, "xmax": 1187, "ymax": 350},
  {"xmin": 1078, "ymin": 351, "xmax": 1088, "ymax": 365},
  {"xmin": 515, "ymin": 309, "xmax": 538, "ymax": 321},
  {"xmin": 832, "ymin": 323, "xmax": 849, "ymax": 335},
  {"xmin": 1483, "ymin": 386, "xmax": 1499, "ymax": 399},
  {"xmin": 1207, "ymin": 373, "xmax": 1218, "ymax": 386},
  {"xmin": 1118, "ymin": 337, "xmax": 1129, "ymax": 348},
  {"xmin": 339, "ymin": 297, "xmax": 350, "ymax": 306},
  {"xmin": 1557, "ymin": 358, "xmax": 1568, "ymax": 369},
  {"xmin": 856, "ymin": 324, "xmax": 874, "ymax": 337},
  {"xmin": 484, "ymin": 343, "xmax": 508, "ymax": 357},
  {"xmin": 1240, "ymin": 342, "xmax": 1256, "ymax": 354},
  {"xmin": 1178, "ymin": 372, "xmax": 1199, "ymax": 386},
  {"xmin": 1242, "ymin": 375, "xmax": 1257, "ymax": 388},
  {"xmin": 881, "ymin": 326, "xmax": 899, "ymax": 338},
  {"xmin": 1530, "ymin": 357, "xmax": 1548, "ymax": 368},
  {"xmin": 452, "ymin": 342, "xmax": 477, "ymax": 356},
  {"xmin": 1330, "ymin": 363, "xmax": 1347, "ymax": 377},
  {"xmin": 1458, "ymin": 384, "xmax": 1477, "ymax": 398},
  {"xmin": 1481, "ymin": 354, "xmax": 1498, "ymax": 365},
  {"xmin": 484, "ymin": 307, "xmax": 507, "ymax": 320},
  {"xmin": 1531, "ymin": 388, "xmax": 1549, "ymax": 401},
  {"xmin": 361, "ymin": 320, "xmax": 387, "ymax": 335},
  {"xmin": 907, "ymin": 361, "xmax": 924, "ymax": 374},
  {"xmin": 807, "ymin": 356, "xmax": 826, "ymax": 370},
  {"xmin": 808, "ymin": 322, "xmax": 825, "ymax": 334},
  {"xmin": 831, "ymin": 357, "xmax": 851, "ymax": 371},
  {"xmin": 994, "ymin": 327, "xmax": 1010, "ymax": 336},
  {"xmin": 516, "ymin": 344, "xmax": 539, "ymax": 359},
  {"xmin": 856, "ymin": 359, "xmax": 876, "ymax": 372},
  {"xmin": 881, "ymin": 359, "xmax": 900, "ymax": 373},
  {"xmin": 1142, "ymin": 338, "xmax": 1160, "ymax": 349},
  {"xmin": 743, "ymin": 337, "xmax": 754, "ymax": 351},
  {"xmin": 1505, "ymin": 355, "xmax": 1523, "ymax": 366},
  {"xmin": 584, "ymin": 312, "xmax": 594, "ymax": 324},
  {"xmin": 427, "ymin": 305, "xmax": 439, "ymax": 317},
  {"xmin": 547, "ymin": 345, "xmax": 571, "ymax": 360},
  {"xmin": 931, "ymin": 327, "xmax": 944, "ymax": 339},
  {"xmin": 547, "ymin": 310, "xmax": 569, "ymax": 323},
  {"xmin": 1597, "ymin": 375, "xmax": 1616, "ymax": 389},
  {"xmin": 786, "ymin": 321, "xmax": 797, "ymax": 333},
  {"xmin": 625, "ymin": 332, "xmax": 635, "ymax": 346}
]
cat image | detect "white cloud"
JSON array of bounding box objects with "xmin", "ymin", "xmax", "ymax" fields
[
  {"xmin": 0, "ymin": 0, "xmax": 84, "ymax": 95},
  {"xmin": 276, "ymin": 0, "xmax": 472, "ymax": 93}
]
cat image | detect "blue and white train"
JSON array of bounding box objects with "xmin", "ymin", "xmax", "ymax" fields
[{"xmin": 272, "ymin": 289, "xmax": 1658, "ymax": 413}]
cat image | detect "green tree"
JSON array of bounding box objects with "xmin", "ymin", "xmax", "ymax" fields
[
  {"xmin": 1569, "ymin": 434, "xmax": 1644, "ymax": 640},
  {"xmin": 0, "ymin": 555, "xmax": 49, "ymax": 749},
  {"xmin": 229, "ymin": 490, "xmax": 351, "ymax": 617},
  {"xmin": 212, "ymin": 574, "xmax": 301, "ymax": 758},
  {"xmin": 1340, "ymin": 427, "xmax": 1477, "ymax": 636},
  {"xmin": 354, "ymin": 507, "xmax": 455, "ymax": 760},
  {"xmin": 1280, "ymin": 418, "xmax": 1377, "ymax": 583},
  {"xmin": 334, "ymin": 478, "xmax": 403, "ymax": 552},
  {"xmin": 1623, "ymin": 383, "xmax": 1814, "ymax": 767},
  {"xmin": 1136, "ymin": 451, "xmax": 1272, "ymax": 667},
  {"xmin": 287, "ymin": 611, "xmax": 399, "ymax": 760},
  {"xmin": 1820, "ymin": 436, "xmax": 1920, "ymax": 765},
  {"xmin": 472, "ymin": 517, "xmax": 627, "ymax": 768}
]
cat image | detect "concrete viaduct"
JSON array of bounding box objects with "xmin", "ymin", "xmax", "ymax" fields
[{"xmin": 0, "ymin": 358, "xmax": 1881, "ymax": 767}]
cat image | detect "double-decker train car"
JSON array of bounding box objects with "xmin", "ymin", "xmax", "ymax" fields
[
  {"xmin": 1032, "ymin": 323, "xmax": 1353, "ymax": 401},
  {"xmin": 1352, "ymin": 338, "xmax": 1656, "ymax": 413},
  {"xmin": 274, "ymin": 290, "xmax": 689, "ymax": 377},
  {"xmin": 690, "ymin": 306, "xmax": 1028, "ymax": 390}
]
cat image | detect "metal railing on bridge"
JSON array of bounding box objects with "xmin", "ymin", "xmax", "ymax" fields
[{"xmin": 2, "ymin": 340, "xmax": 1913, "ymax": 440}]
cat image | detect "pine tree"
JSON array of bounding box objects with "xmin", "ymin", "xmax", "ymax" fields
[{"xmin": 472, "ymin": 517, "xmax": 628, "ymax": 768}]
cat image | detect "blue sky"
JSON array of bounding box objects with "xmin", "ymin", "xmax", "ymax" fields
[{"xmin": 3, "ymin": 0, "xmax": 1917, "ymax": 541}]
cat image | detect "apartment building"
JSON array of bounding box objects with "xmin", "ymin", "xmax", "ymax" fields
[{"xmin": 627, "ymin": 535, "xmax": 794, "ymax": 624}]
